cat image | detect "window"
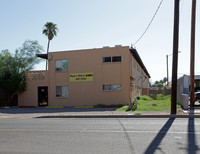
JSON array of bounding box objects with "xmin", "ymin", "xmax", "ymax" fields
[
  {"xmin": 56, "ymin": 86, "xmax": 69, "ymax": 97},
  {"xmin": 102, "ymin": 56, "xmax": 121, "ymax": 63},
  {"xmin": 56, "ymin": 60, "xmax": 68, "ymax": 71},
  {"xmin": 103, "ymin": 57, "xmax": 111, "ymax": 63},
  {"xmin": 103, "ymin": 85, "xmax": 112, "ymax": 90},
  {"xmin": 112, "ymin": 56, "xmax": 121, "ymax": 62},
  {"xmin": 103, "ymin": 84, "xmax": 122, "ymax": 91}
]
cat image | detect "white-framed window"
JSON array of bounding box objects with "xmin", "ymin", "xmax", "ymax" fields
[
  {"xmin": 102, "ymin": 56, "xmax": 121, "ymax": 63},
  {"xmin": 56, "ymin": 60, "xmax": 68, "ymax": 72},
  {"xmin": 103, "ymin": 84, "xmax": 122, "ymax": 91},
  {"xmin": 56, "ymin": 86, "xmax": 69, "ymax": 97}
]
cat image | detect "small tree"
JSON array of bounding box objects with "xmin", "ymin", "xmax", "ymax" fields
[
  {"xmin": 157, "ymin": 83, "xmax": 163, "ymax": 89},
  {"xmin": 0, "ymin": 40, "xmax": 43, "ymax": 106},
  {"xmin": 152, "ymin": 80, "xmax": 163, "ymax": 88},
  {"xmin": 163, "ymin": 77, "xmax": 167, "ymax": 84}
]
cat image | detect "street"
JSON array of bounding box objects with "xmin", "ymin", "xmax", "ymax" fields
[{"xmin": 0, "ymin": 118, "xmax": 200, "ymax": 154}]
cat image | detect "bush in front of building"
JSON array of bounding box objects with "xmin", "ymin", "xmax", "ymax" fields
[{"xmin": 139, "ymin": 95, "xmax": 153, "ymax": 101}]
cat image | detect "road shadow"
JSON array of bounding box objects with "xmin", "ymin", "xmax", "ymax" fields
[
  {"xmin": 144, "ymin": 115, "xmax": 200, "ymax": 154},
  {"xmin": 144, "ymin": 117, "xmax": 175, "ymax": 154},
  {"xmin": 187, "ymin": 113, "xmax": 200, "ymax": 154},
  {"xmin": 0, "ymin": 107, "xmax": 117, "ymax": 114}
]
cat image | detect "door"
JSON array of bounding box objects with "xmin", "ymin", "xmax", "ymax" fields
[{"xmin": 38, "ymin": 86, "xmax": 48, "ymax": 106}]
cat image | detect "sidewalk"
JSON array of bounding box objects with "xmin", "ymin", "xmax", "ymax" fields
[{"xmin": 0, "ymin": 107, "xmax": 200, "ymax": 119}]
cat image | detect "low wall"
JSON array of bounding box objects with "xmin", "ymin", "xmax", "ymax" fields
[{"xmin": 180, "ymin": 94, "xmax": 189, "ymax": 110}]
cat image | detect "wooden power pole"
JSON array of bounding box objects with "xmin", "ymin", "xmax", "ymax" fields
[
  {"xmin": 190, "ymin": 0, "xmax": 196, "ymax": 109},
  {"xmin": 171, "ymin": 0, "xmax": 180, "ymax": 115}
]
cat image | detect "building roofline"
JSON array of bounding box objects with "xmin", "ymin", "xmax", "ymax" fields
[
  {"xmin": 36, "ymin": 46, "xmax": 129, "ymax": 58},
  {"xmin": 48, "ymin": 46, "xmax": 129, "ymax": 54},
  {"xmin": 129, "ymin": 48, "xmax": 151, "ymax": 78}
]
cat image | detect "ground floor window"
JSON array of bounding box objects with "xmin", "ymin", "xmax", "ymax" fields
[
  {"xmin": 103, "ymin": 84, "xmax": 122, "ymax": 91},
  {"xmin": 56, "ymin": 86, "xmax": 69, "ymax": 97}
]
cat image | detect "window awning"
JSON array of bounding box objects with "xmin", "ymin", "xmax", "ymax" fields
[{"xmin": 36, "ymin": 54, "xmax": 48, "ymax": 59}]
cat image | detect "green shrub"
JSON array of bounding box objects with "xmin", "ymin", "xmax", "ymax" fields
[
  {"xmin": 163, "ymin": 95, "xmax": 171, "ymax": 100},
  {"xmin": 140, "ymin": 95, "xmax": 153, "ymax": 101},
  {"xmin": 156, "ymin": 94, "xmax": 164, "ymax": 100},
  {"xmin": 116, "ymin": 105, "xmax": 130, "ymax": 111}
]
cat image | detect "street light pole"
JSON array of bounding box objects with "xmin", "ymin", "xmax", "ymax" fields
[
  {"xmin": 166, "ymin": 55, "xmax": 169, "ymax": 87},
  {"xmin": 171, "ymin": 0, "xmax": 180, "ymax": 115},
  {"xmin": 166, "ymin": 51, "xmax": 180, "ymax": 88}
]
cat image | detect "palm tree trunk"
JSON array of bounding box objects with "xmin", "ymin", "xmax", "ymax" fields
[{"xmin": 46, "ymin": 39, "xmax": 50, "ymax": 70}]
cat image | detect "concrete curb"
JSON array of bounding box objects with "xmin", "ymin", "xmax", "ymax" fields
[
  {"xmin": 35, "ymin": 114, "xmax": 200, "ymax": 119},
  {"xmin": 1, "ymin": 107, "xmax": 200, "ymax": 119}
]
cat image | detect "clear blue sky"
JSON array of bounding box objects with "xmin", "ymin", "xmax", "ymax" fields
[{"xmin": 1, "ymin": 0, "xmax": 199, "ymax": 83}]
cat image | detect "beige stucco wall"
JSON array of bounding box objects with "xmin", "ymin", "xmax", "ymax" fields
[
  {"xmin": 18, "ymin": 46, "xmax": 150, "ymax": 107},
  {"xmin": 18, "ymin": 71, "xmax": 49, "ymax": 106},
  {"xmin": 129, "ymin": 55, "xmax": 150, "ymax": 100},
  {"xmin": 48, "ymin": 46, "xmax": 130, "ymax": 106}
]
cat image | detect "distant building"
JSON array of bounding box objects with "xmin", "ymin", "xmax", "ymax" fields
[
  {"xmin": 18, "ymin": 46, "xmax": 150, "ymax": 107},
  {"xmin": 177, "ymin": 74, "xmax": 200, "ymax": 103}
]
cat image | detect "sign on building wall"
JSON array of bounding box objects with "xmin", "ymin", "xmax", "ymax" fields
[{"xmin": 69, "ymin": 73, "xmax": 93, "ymax": 82}]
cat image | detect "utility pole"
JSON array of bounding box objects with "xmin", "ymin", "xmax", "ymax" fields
[
  {"xmin": 171, "ymin": 0, "xmax": 180, "ymax": 115},
  {"xmin": 190, "ymin": 0, "xmax": 196, "ymax": 109}
]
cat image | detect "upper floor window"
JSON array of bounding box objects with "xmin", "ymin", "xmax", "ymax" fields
[
  {"xmin": 102, "ymin": 56, "xmax": 121, "ymax": 63},
  {"xmin": 56, "ymin": 60, "xmax": 68, "ymax": 72}
]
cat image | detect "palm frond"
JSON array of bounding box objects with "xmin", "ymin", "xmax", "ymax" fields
[{"xmin": 43, "ymin": 22, "xmax": 58, "ymax": 41}]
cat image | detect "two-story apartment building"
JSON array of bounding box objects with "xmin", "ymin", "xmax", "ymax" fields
[{"xmin": 18, "ymin": 46, "xmax": 150, "ymax": 107}]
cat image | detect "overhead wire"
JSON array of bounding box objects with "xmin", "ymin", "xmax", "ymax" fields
[{"xmin": 132, "ymin": 0, "xmax": 164, "ymax": 47}]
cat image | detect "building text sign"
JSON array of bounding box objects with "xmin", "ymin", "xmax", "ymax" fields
[{"xmin": 69, "ymin": 73, "xmax": 93, "ymax": 82}]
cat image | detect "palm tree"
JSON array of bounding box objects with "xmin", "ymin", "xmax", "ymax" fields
[{"xmin": 42, "ymin": 22, "xmax": 58, "ymax": 70}]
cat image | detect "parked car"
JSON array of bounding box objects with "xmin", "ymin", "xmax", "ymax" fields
[
  {"xmin": 189, "ymin": 92, "xmax": 200, "ymax": 103},
  {"xmin": 195, "ymin": 91, "xmax": 200, "ymax": 102}
]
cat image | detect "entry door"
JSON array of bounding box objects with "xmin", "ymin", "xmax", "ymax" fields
[{"xmin": 38, "ymin": 87, "xmax": 48, "ymax": 106}]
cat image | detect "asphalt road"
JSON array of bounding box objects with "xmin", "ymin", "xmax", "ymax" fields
[{"xmin": 0, "ymin": 118, "xmax": 200, "ymax": 154}]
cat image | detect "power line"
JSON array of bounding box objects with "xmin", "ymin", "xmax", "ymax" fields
[{"xmin": 133, "ymin": 0, "xmax": 164, "ymax": 46}]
